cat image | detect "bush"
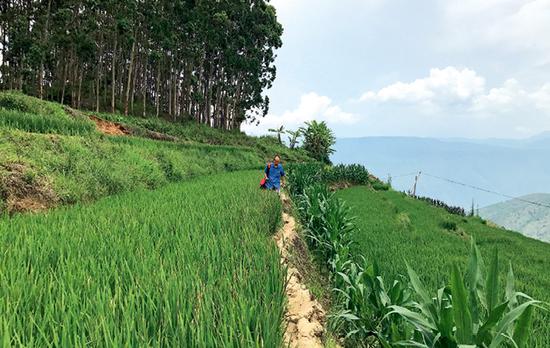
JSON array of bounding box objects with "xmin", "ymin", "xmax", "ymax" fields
[
  {"xmin": 372, "ymin": 181, "xmax": 390, "ymax": 191},
  {"xmin": 323, "ymin": 164, "xmax": 369, "ymax": 185},
  {"xmin": 414, "ymin": 195, "xmax": 466, "ymax": 216}
]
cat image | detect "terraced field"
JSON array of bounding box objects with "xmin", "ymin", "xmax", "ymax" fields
[
  {"xmin": 0, "ymin": 171, "xmax": 285, "ymax": 346},
  {"xmin": 337, "ymin": 186, "xmax": 550, "ymax": 347}
]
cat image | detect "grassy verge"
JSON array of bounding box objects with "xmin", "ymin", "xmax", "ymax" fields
[
  {"xmin": 0, "ymin": 91, "xmax": 95, "ymax": 135},
  {"xmin": 336, "ymin": 186, "xmax": 550, "ymax": 347},
  {"xmin": 95, "ymin": 111, "xmax": 310, "ymax": 162},
  {"xmin": 0, "ymin": 129, "xmax": 264, "ymax": 214},
  {"xmin": 0, "ymin": 91, "xmax": 311, "ymax": 213},
  {"xmin": 0, "ymin": 171, "xmax": 285, "ymax": 346}
]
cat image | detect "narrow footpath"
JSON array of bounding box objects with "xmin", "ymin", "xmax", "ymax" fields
[{"xmin": 274, "ymin": 194, "xmax": 326, "ymax": 348}]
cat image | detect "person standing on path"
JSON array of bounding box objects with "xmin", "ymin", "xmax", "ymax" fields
[{"xmin": 264, "ymin": 155, "xmax": 285, "ymax": 193}]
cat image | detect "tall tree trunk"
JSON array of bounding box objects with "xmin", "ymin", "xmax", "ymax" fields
[
  {"xmin": 142, "ymin": 57, "xmax": 147, "ymax": 117},
  {"xmin": 96, "ymin": 43, "xmax": 103, "ymax": 112},
  {"xmin": 125, "ymin": 39, "xmax": 136, "ymax": 116},
  {"xmin": 155, "ymin": 58, "xmax": 160, "ymax": 117},
  {"xmin": 61, "ymin": 57, "xmax": 69, "ymax": 105},
  {"xmin": 77, "ymin": 70, "xmax": 83, "ymax": 109},
  {"xmin": 38, "ymin": 0, "xmax": 52, "ymax": 99},
  {"xmin": 111, "ymin": 36, "xmax": 117, "ymax": 113}
]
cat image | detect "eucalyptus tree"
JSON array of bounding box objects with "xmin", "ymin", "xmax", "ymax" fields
[{"xmin": 0, "ymin": 0, "xmax": 283, "ymax": 131}]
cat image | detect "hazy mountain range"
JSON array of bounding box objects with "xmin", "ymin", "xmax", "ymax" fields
[
  {"xmin": 479, "ymin": 194, "xmax": 550, "ymax": 242},
  {"xmin": 332, "ymin": 132, "xmax": 550, "ymax": 241}
]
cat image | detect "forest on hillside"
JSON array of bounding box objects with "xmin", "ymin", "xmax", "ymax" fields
[{"xmin": 0, "ymin": 0, "xmax": 282, "ymax": 130}]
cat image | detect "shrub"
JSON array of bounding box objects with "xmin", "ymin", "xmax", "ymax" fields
[
  {"xmin": 372, "ymin": 181, "xmax": 390, "ymax": 191},
  {"xmin": 323, "ymin": 164, "xmax": 370, "ymax": 185}
]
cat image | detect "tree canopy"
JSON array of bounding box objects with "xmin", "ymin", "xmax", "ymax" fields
[
  {"xmin": 0, "ymin": 0, "xmax": 283, "ymax": 130},
  {"xmin": 300, "ymin": 120, "xmax": 336, "ymax": 164}
]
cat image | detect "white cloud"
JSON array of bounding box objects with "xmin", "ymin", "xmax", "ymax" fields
[
  {"xmin": 442, "ymin": 0, "xmax": 550, "ymax": 63},
  {"xmin": 241, "ymin": 92, "xmax": 358, "ymax": 136},
  {"xmin": 358, "ymin": 67, "xmax": 550, "ymax": 121},
  {"xmin": 360, "ymin": 67, "xmax": 485, "ymax": 107},
  {"xmin": 472, "ymin": 79, "xmax": 550, "ymax": 113}
]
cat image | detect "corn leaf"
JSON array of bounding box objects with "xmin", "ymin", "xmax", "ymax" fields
[
  {"xmin": 485, "ymin": 249, "xmax": 499, "ymax": 314},
  {"xmin": 451, "ymin": 263, "xmax": 473, "ymax": 344}
]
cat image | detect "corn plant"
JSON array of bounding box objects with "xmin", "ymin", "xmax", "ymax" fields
[
  {"xmin": 323, "ymin": 164, "xmax": 370, "ymax": 186},
  {"xmin": 286, "ymin": 163, "xmax": 545, "ymax": 348},
  {"xmin": 389, "ymin": 239, "xmax": 546, "ymax": 348},
  {"xmin": 331, "ymin": 260, "xmax": 415, "ymax": 347}
]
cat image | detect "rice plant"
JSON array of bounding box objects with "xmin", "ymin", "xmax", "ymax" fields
[{"xmin": 0, "ymin": 171, "xmax": 285, "ymax": 346}]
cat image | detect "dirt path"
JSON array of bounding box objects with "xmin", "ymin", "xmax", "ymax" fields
[{"xmin": 274, "ymin": 194, "xmax": 326, "ymax": 348}]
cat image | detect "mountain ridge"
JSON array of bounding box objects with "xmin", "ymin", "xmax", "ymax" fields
[{"xmin": 480, "ymin": 193, "xmax": 550, "ymax": 243}]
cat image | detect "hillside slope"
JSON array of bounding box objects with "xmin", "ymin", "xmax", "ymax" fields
[
  {"xmin": 0, "ymin": 92, "xmax": 309, "ymax": 214},
  {"xmin": 480, "ymin": 193, "xmax": 550, "ymax": 242},
  {"xmin": 336, "ymin": 186, "xmax": 550, "ymax": 347}
]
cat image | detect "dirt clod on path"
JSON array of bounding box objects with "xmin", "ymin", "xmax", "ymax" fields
[
  {"xmin": 89, "ymin": 115, "xmax": 129, "ymax": 136},
  {"xmin": 274, "ymin": 194, "xmax": 326, "ymax": 348}
]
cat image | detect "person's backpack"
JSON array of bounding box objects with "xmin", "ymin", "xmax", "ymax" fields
[{"xmin": 260, "ymin": 163, "xmax": 271, "ymax": 188}]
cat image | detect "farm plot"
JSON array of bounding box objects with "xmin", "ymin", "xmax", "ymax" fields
[
  {"xmin": 0, "ymin": 171, "xmax": 285, "ymax": 347},
  {"xmin": 337, "ymin": 186, "xmax": 550, "ymax": 347}
]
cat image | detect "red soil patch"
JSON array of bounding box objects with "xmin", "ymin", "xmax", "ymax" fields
[{"xmin": 89, "ymin": 115, "xmax": 129, "ymax": 136}]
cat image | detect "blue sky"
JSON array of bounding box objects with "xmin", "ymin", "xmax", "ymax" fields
[{"xmin": 241, "ymin": 0, "xmax": 550, "ymax": 139}]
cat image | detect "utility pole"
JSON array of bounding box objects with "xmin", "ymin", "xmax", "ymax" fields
[
  {"xmin": 411, "ymin": 171, "xmax": 422, "ymax": 197},
  {"xmin": 387, "ymin": 173, "xmax": 392, "ymax": 187}
]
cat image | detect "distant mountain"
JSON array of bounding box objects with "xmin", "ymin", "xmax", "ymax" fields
[
  {"xmin": 332, "ymin": 133, "xmax": 550, "ymax": 208},
  {"xmin": 479, "ymin": 194, "xmax": 550, "ymax": 243},
  {"xmin": 443, "ymin": 131, "xmax": 550, "ymax": 149}
]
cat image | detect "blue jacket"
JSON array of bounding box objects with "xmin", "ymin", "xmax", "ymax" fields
[{"xmin": 265, "ymin": 163, "xmax": 285, "ymax": 189}]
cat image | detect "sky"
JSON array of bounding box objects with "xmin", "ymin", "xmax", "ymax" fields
[{"xmin": 241, "ymin": 0, "xmax": 550, "ymax": 139}]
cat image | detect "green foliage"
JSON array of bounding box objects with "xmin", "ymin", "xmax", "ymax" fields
[
  {"xmin": 286, "ymin": 162, "xmax": 324, "ymax": 197},
  {"xmin": 1, "ymin": 0, "xmax": 283, "ymax": 129},
  {"xmin": 97, "ymin": 112, "xmax": 310, "ymax": 163},
  {"xmin": 268, "ymin": 125, "xmax": 285, "ymax": 144},
  {"xmin": 0, "ymin": 91, "xmax": 65, "ymax": 117},
  {"xmin": 0, "ymin": 171, "xmax": 285, "ymax": 346},
  {"xmin": 288, "ymin": 165, "xmax": 546, "ymax": 347},
  {"xmin": 390, "ymin": 240, "xmax": 545, "ymax": 348},
  {"xmin": 323, "ymin": 164, "xmax": 370, "ymax": 186},
  {"xmin": 337, "ymin": 186, "xmax": 550, "ymax": 347},
  {"xmin": 0, "ymin": 128, "xmax": 263, "ymax": 213},
  {"xmin": 288, "ymin": 165, "xmax": 413, "ymax": 346},
  {"xmin": 286, "ymin": 128, "xmax": 303, "ymax": 149},
  {"xmin": 372, "ymin": 181, "xmax": 390, "ymax": 191},
  {"xmin": 300, "ymin": 121, "xmax": 336, "ymax": 164},
  {"xmin": 0, "ymin": 91, "xmax": 95, "ymax": 135}
]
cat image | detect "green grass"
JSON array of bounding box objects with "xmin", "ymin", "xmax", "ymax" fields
[
  {"xmin": 0, "ymin": 91, "xmax": 95, "ymax": 135},
  {"xmin": 336, "ymin": 186, "xmax": 550, "ymax": 347},
  {"xmin": 0, "ymin": 91, "xmax": 311, "ymax": 213},
  {"xmin": 96, "ymin": 111, "xmax": 310, "ymax": 162},
  {"xmin": 0, "ymin": 171, "xmax": 285, "ymax": 346},
  {"xmin": 0, "ymin": 128, "xmax": 266, "ymax": 212}
]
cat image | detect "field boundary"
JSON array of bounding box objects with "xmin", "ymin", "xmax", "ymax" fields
[{"xmin": 274, "ymin": 194, "xmax": 326, "ymax": 348}]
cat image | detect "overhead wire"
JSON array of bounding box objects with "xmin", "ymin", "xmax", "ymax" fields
[{"xmin": 420, "ymin": 172, "xmax": 550, "ymax": 209}]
